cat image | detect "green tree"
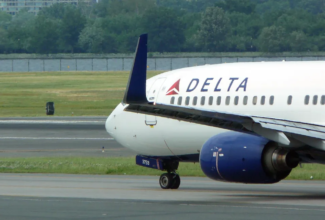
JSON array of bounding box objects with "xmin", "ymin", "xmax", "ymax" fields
[
  {"xmin": 0, "ymin": 28, "xmax": 9, "ymax": 53},
  {"xmin": 100, "ymin": 14, "xmax": 141, "ymax": 53},
  {"xmin": 276, "ymin": 10, "xmax": 315, "ymax": 34},
  {"xmin": 108, "ymin": 0, "xmax": 156, "ymax": 15},
  {"xmin": 314, "ymin": 35, "xmax": 325, "ymax": 51},
  {"xmin": 255, "ymin": 0, "xmax": 291, "ymax": 14},
  {"xmin": 197, "ymin": 7, "xmax": 231, "ymax": 52},
  {"xmin": 141, "ymin": 7, "xmax": 185, "ymax": 52},
  {"xmin": 309, "ymin": 13, "xmax": 325, "ymax": 50},
  {"xmin": 78, "ymin": 0, "xmax": 96, "ymax": 19},
  {"xmin": 0, "ymin": 11, "xmax": 11, "ymax": 22},
  {"xmin": 30, "ymin": 15, "xmax": 60, "ymax": 53},
  {"xmin": 258, "ymin": 25, "xmax": 288, "ymax": 52},
  {"xmin": 297, "ymin": 0, "xmax": 325, "ymax": 14},
  {"xmin": 38, "ymin": 3, "xmax": 68, "ymax": 19},
  {"xmin": 3, "ymin": 0, "xmax": 325, "ymax": 54},
  {"xmin": 289, "ymin": 31, "xmax": 312, "ymax": 51},
  {"xmin": 94, "ymin": 0, "xmax": 156, "ymax": 17},
  {"xmin": 181, "ymin": 12, "xmax": 201, "ymax": 52},
  {"xmin": 59, "ymin": 6, "xmax": 86, "ymax": 52},
  {"xmin": 6, "ymin": 9, "xmax": 35, "ymax": 52},
  {"xmin": 79, "ymin": 19, "xmax": 117, "ymax": 53},
  {"xmin": 0, "ymin": 11, "xmax": 11, "ymax": 29},
  {"xmin": 216, "ymin": 0, "xmax": 256, "ymax": 14},
  {"xmin": 227, "ymin": 12, "xmax": 262, "ymax": 51},
  {"xmin": 228, "ymin": 35, "xmax": 255, "ymax": 52},
  {"xmin": 310, "ymin": 13, "xmax": 325, "ymax": 36},
  {"xmin": 157, "ymin": 0, "xmax": 217, "ymax": 13}
]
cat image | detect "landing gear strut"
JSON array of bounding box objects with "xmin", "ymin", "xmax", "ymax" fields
[
  {"xmin": 158, "ymin": 160, "xmax": 180, "ymax": 189},
  {"xmin": 159, "ymin": 173, "xmax": 181, "ymax": 189},
  {"xmin": 135, "ymin": 155, "xmax": 181, "ymax": 189}
]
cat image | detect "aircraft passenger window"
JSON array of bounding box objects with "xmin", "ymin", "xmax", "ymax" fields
[
  {"xmin": 305, "ymin": 95, "xmax": 310, "ymax": 105},
  {"xmin": 226, "ymin": 96, "xmax": 230, "ymax": 105},
  {"xmin": 201, "ymin": 96, "xmax": 206, "ymax": 105},
  {"xmin": 243, "ymin": 96, "xmax": 248, "ymax": 105},
  {"xmin": 321, "ymin": 95, "xmax": 325, "ymax": 105},
  {"xmin": 287, "ymin": 96, "xmax": 292, "ymax": 105},
  {"xmin": 193, "ymin": 96, "xmax": 198, "ymax": 106},
  {"xmin": 253, "ymin": 96, "xmax": 258, "ymax": 105},
  {"xmin": 270, "ymin": 96, "xmax": 274, "ymax": 105},
  {"xmin": 185, "ymin": 96, "xmax": 190, "ymax": 106},
  {"xmin": 234, "ymin": 96, "xmax": 239, "ymax": 105},
  {"xmin": 209, "ymin": 96, "xmax": 213, "ymax": 105},
  {"xmin": 170, "ymin": 97, "xmax": 175, "ymax": 104},
  {"xmin": 313, "ymin": 95, "xmax": 318, "ymax": 105},
  {"xmin": 261, "ymin": 96, "xmax": 265, "ymax": 105},
  {"xmin": 178, "ymin": 97, "xmax": 182, "ymax": 105},
  {"xmin": 217, "ymin": 96, "xmax": 222, "ymax": 105}
]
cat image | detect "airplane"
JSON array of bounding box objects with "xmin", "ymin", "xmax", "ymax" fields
[{"xmin": 105, "ymin": 34, "xmax": 325, "ymax": 189}]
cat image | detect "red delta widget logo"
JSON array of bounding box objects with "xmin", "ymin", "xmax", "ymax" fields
[
  {"xmin": 166, "ymin": 77, "xmax": 249, "ymax": 96},
  {"xmin": 166, "ymin": 79, "xmax": 180, "ymax": 95}
]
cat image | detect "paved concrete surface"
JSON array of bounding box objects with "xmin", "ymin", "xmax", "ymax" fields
[
  {"xmin": 0, "ymin": 117, "xmax": 135, "ymax": 157},
  {"xmin": 0, "ymin": 174, "xmax": 325, "ymax": 220}
]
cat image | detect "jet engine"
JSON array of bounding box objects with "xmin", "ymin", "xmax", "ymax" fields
[{"xmin": 199, "ymin": 132, "xmax": 299, "ymax": 184}]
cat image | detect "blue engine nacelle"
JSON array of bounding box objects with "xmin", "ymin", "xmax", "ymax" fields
[{"xmin": 200, "ymin": 132, "xmax": 299, "ymax": 184}]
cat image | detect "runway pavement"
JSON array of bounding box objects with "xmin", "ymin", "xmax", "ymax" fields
[
  {"xmin": 0, "ymin": 117, "xmax": 135, "ymax": 157},
  {"xmin": 0, "ymin": 173, "xmax": 325, "ymax": 220}
]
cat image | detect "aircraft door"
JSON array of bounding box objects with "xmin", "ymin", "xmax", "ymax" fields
[{"xmin": 145, "ymin": 78, "xmax": 166, "ymax": 126}]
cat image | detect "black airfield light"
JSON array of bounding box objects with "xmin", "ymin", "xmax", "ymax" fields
[{"xmin": 46, "ymin": 102, "xmax": 55, "ymax": 115}]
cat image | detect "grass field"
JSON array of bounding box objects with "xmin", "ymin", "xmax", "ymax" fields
[
  {"xmin": 0, "ymin": 157, "xmax": 323, "ymax": 180},
  {"xmin": 0, "ymin": 71, "xmax": 162, "ymax": 117}
]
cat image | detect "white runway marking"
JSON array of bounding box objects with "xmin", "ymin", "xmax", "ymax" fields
[
  {"xmin": 0, "ymin": 137, "xmax": 114, "ymax": 140},
  {"xmin": 0, "ymin": 120, "xmax": 105, "ymax": 124}
]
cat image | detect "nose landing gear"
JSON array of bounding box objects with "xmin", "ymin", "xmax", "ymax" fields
[
  {"xmin": 159, "ymin": 173, "xmax": 181, "ymax": 189},
  {"xmin": 135, "ymin": 155, "xmax": 181, "ymax": 189}
]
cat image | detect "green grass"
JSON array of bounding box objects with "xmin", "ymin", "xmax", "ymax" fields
[
  {"xmin": 288, "ymin": 163, "xmax": 325, "ymax": 180},
  {"xmin": 0, "ymin": 71, "xmax": 162, "ymax": 117},
  {"xmin": 0, "ymin": 157, "xmax": 202, "ymax": 176},
  {"xmin": 0, "ymin": 157, "xmax": 323, "ymax": 180}
]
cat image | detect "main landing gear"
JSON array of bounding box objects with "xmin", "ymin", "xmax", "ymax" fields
[{"xmin": 159, "ymin": 173, "xmax": 181, "ymax": 189}]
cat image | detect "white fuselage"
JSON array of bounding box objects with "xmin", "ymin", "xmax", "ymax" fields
[{"xmin": 106, "ymin": 61, "xmax": 325, "ymax": 156}]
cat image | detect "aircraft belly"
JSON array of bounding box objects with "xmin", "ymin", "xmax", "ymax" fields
[{"xmin": 159, "ymin": 117, "xmax": 225, "ymax": 156}]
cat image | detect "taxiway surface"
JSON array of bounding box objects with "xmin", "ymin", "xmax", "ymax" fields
[
  {"xmin": 0, "ymin": 117, "xmax": 135, "ymax": 157},
  {"xmin": 0, "ymin": 174, "xmax": 324, "ymax": 220}
]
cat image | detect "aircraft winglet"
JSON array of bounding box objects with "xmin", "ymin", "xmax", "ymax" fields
[{"xmin": 123, "ymin": 34, "xmax": 148, "ymax": 104}]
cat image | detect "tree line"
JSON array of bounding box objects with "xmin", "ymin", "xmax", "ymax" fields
[{"xmin": 0, "ymin": 0, "xmax": 324, "ymax": 54}]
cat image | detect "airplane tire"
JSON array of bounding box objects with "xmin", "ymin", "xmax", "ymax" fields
[
  {"xmin": 170, "ymin": 174, "xmax": 181, "ymax": 189},
  {"xmin": 159, "ymin": 173, "xmax": 173, "ymax": 189}
]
